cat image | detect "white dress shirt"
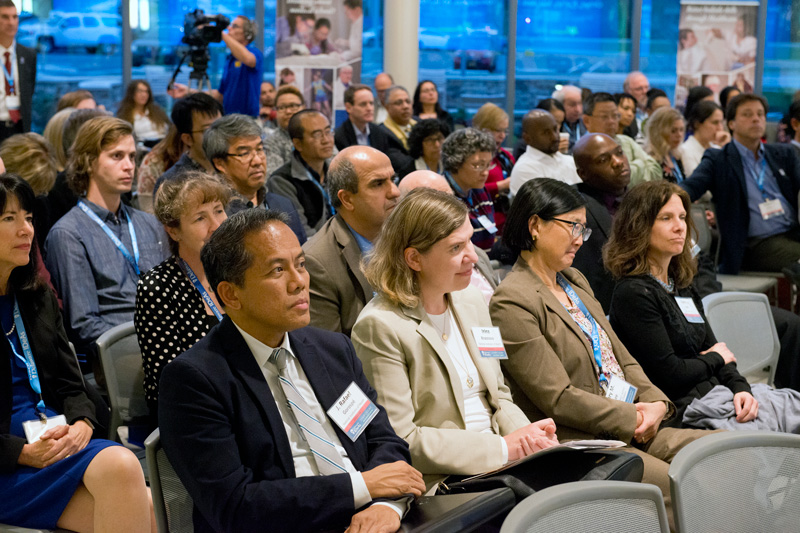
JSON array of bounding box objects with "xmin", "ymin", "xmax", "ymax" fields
[
  {"xmin": 509, "ymin": 145, "xmax": 581, "ymax": 196},
  {"xmin": 234, "ymin": 322, "xmax": 405, "ymax": 518},
  {"xmin": 0, "ymin": 41, "xmax": 19, "ymax": 122}
]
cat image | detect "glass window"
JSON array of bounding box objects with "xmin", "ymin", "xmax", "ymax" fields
[
  {"xmin": 763, "ymin": 0, "xmax": 797, "ymax": 117},
  {"xmin": 24, "ymin": 4, "xmax": 124, "ymax": 132},
  {"xmin": 361, "ymin": 0, "xmax": 383, "ymax": 88},
  {"xmin": 419, "ymin": 0, "xmax": 508, "ymax": 127},
  {"xmin": 514, "ymin": 0, "xmax": 633, "ymax": 132},
  {"xmin": 640, "ymin": 0, "xmax": 685, "ymax": 102}
]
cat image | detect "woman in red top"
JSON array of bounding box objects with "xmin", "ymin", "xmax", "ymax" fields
[{"xmin": 472, "ymin": 103, "xmax": 514, "ymax": 234}]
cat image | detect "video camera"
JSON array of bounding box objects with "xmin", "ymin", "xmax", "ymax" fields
[{"xmin": 182, "ymin": 9, "xmax": 230, "ymax": 47}]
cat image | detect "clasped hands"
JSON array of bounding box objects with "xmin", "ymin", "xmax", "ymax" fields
[{"xmin": 18, "ymin": 420, "xmax": 93, "ymax": 469}]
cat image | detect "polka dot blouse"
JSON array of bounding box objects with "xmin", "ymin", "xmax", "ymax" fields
[{"xmin": 135, "ymin": 256, "xmax": 219, "ymax": 404}]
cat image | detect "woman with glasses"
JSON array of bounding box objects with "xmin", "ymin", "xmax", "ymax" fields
[
  {"xmin": 606, "ymin": 181, "xmax": 800, "ymax": 432},
  {"xmin": 489, "ymin": 178, "xmax": 711, "ymax": 528},
  {"xmin": 402, "ymin": 119, "xmax": 450, "ymax": 177},
  {"xmin": 412, "ymin": 80, "xmax": 454, "ymax": 131},
  {"xmin": 472, "ymin": 103, "xmax": 514, "ymax": 234},
  {"xmin": 441, "ymin": 128, "xmax": 499, "ymax": 251}
]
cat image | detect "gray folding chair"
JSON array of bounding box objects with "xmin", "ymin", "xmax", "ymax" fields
[
  {"xmin": 145, "ymin": 429, "xmax": 194, "ymax": 533},
  {"xmin": 669, "ymin": 431, "xmax": 800, "ymax": 533},
  {"xmin": 499, "ymin": 481, "xmax": 669, "ymax": 533},
  {"xmin": 95, "ymin": 321, "xmax": 149, "ymax": 443},
  {"xmin": 701, "ymin": 291, "xmax": 780, "ymax": 385}
]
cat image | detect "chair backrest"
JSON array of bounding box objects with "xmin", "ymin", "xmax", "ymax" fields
[
  {"xmin": 95, "ymin": 321, "xmax": 149, "ymax": 441},
  {"xmin": 499, "ymin": 481, "xmax": 669, "ymax": 533},
  {"xmin": 690, "ymin": 204, "xmax": 712, "ymax": 255},
  {"xmin": 145, "ymin": 429, "xmax": 195, "ymax": 533},
  {"xmin": 701, "ymin": 291, "xmax": 780, "ymax": 384},
  {"xmin": 669, "ymin": 430, "xmax": 800, "ymax": 533}
]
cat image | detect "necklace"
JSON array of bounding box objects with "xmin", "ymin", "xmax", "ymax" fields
[
  {"xmin": 649, "ymin": 273, "xmax": 675, "ymax": 293},
  {"xmin": 429, "ymin": 307, "xmax": 474, "ymax": 388},
  {"xmin": 4, "ymin": 321, "xmax": 14, "ymax": 337}
]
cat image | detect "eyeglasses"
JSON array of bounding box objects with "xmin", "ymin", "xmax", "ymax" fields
[
  {"xmin": 423, "ymin": 135, "xmax": 445, "ymax": 145},
  {"xmin": 307, "ymin": 128, "xmax": 333, "ymax": 141},
  {"xmin": 389, "ymin": 98, "xmax": 411, "ymax": 106},
  {"xmin": 277, "ymin": 102, "xmax": 303, "ymax": 112},
  {"xmin": 226, "ymin": 146, "xmax": 266, "ymax": 163},
  {"xmin": 592, "ymin": 113, "xmax": 621, "ymax": 121},
  {"xmin": 549, "ymin": 217, "xmax": 592, "ymax": 241},
  {"xmin": 469, "ymin": 161, "xmax": 492, "ymax": 172}
]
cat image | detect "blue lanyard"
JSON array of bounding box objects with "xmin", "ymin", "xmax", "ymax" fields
[
  {"xmin": 753, "ymin": 157, "xmax": 769, "ymax": 199},
  {"xmin": 78, "ymin": 200, "xmax": 140, "ymax": 276},
  {"xmin": 556, "ymin": 274, "xmax": 608, "ymax": 386},
  {"xmin": 305, "ymin": 168, "xmax": 336, "ymax": 217},
  {"xmin": 671, "ymin": 156, "xmax": 684, "ymax": 183},
  {"xmin": 177, "ymin": 258, "xmax": 222, "ymax": 321},
  {"xmin": 8, "ymin": 297, "xmax": 46, "ymax": 418}
]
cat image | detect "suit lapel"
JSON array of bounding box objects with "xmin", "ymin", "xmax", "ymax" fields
[
  {"xmin": 403, "ymin": 303, "xmax": 468, "ymax": 423},
  {"xmin": 332, "ymin": 216, "xmax": 373, "ymax": 303},
  {"xmin": 726, "ymin": 142, "xmax": 749, "ymax": 200},
  {"xmin": 220, "ymin": 318, "xmax": 295, "ymax": 477}
]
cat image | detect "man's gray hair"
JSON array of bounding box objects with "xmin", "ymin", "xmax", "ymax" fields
[
  {"xmin": 325, "ymin": 157, "xmax": 359, "ymax": 209},
  {"xmin": 384, "ymin": 85, "xmax": 409, "ymax": 105},
  {"xmin": 440, "ymin": 127, "xmax": 495, "ymax": 175},
  {"xmin": 552, "ymin": 85, "xmax": 581, "ymax": 103},
  {"xmin": 203, "ymin": 113, "xmax": 262, "ymax": 168}
]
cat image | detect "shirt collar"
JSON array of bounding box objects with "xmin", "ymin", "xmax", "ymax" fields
[
  {"xmin": 232, "ymin": 319, "xmax": 293, "ymax": 370},
  {"xmin": 0, "ymin": 41, "xmax": 15, "ymax": 55},
  {"xmin": 524, "ymin": 145, "xmax": 558, "ymax": 161},
  {"xmin": 82, "ymin": 197, "xmax": 127, "ymax": 223},
  {"xmin": 344, "ymin": 221, "xmax": 372, "ymax": 255},
  {"xmin": 294, "ymin": 150, "xmax": 327, "ymax": 182},
  {"xmin": 732, "ymin": 137, "xmax": 764, "ymax": 161}
]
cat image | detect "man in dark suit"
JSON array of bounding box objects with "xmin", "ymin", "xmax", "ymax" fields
[
  {"xmin": 334, "ymin": 83, "xmax": 412, "ymax": 173},
  {"xmin": 681, "ymin": 93, "xmax": 800, "ymax": 277},
  {"xmin": 571, "ymin": 133, "xmax": 630, "ymax": 312},
  {"xmin": 159, "ymin": 209, "xmax": 424, "ymax": 533},
  {"xmin": 0, "ymin": 0, "xmax": 35, "ymax": 141}
]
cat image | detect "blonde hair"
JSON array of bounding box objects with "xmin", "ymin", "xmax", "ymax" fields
[
  {"xmin": 364, "ymin": 188, "xmax": 468, "ymax": 308},
  {"xmin": 645, "ymin": 106, "xmax": 684, "ymax": 163},
  {"xmin": 43, "ymin": 107, "xmax": 75, "ymax": 171},
  {"xmin": 0, "ymin": 133, "xmax": 58, "ymax": 195},
  {"xmin": 472, "ymin": 102, "xmax": 508, "ymax": 132}
]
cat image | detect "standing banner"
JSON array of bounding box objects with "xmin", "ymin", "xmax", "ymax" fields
[
  {"xmin": 275, "ymin": 0, "xmax": 362, "ymax": 127},
  {"xmin": 675, "ymin": 0, "xmax": 758, "ymax": 109}
]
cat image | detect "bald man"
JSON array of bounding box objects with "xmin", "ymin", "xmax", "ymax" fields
[
  {"xmin": 509, "ymin": 110, "xmax": 581, "ymax": 196},
  {"xmin": 303, "ymin": 145, "xmax": 400, "ymax": 335},
  {"xmin": 398, "ymin": 170, "xmax": 500, "ymax": 300},
  {"xmin": 373, "ymin": 72, "xmax": 393, "ymax": 124}
]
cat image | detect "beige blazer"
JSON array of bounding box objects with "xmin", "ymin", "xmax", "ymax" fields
[
  {"xmin": 303, "ymin": 215, "xmax": 373, "ymax": 336},
  {"xmin": 352, "ymin": 286, "xmax": 530, "ymax": 490},
  {"xmin": 489, "ymin": 260, "xmax": 673, "ymax": 444}
]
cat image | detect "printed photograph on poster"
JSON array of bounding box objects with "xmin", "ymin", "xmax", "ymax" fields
[
  {"xmin": 278, "ymin": 66, "xmax": 300, "ymax": 88},
  {"xmin": 276, "ymin": 0, "xmax": 363, "ymax": 66},
  {"xmin": 675, "ymin": 1, "xmax": 758, "ymax": 107},
  {"xmin": 305, "ymin": 68, "xmax": 334, "ymax": 120}
]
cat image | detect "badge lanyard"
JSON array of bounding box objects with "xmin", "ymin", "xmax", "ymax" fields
[
  {"xmin": 671, "ymin": 156, "xmax": 684, "ymax": 183},
  {"xmin": 556, "ymin": 273, "xmax": 608, "ymax": 387},
  {"xmin": 78, "ymin": 200, "xmax": 140, "ymax": 275},
  {"xmin": 753, "ymin": 157, "xmax": 769, "ymax": 200},
  {"xmin": 177, "ymin": 258, "xmax": 222, "ymax": 321},
  {"xmin": 304, "ymin": 167, "xmax": 336, "ymax": 217},
  {"xmin": 8, "ymin": 297, "xmax": 46, "ymax": 419}
]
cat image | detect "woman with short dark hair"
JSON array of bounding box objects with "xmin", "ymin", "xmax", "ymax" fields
[{"xmin": 403, "ymin": 118, "xmax": 450, "ymax": 177}]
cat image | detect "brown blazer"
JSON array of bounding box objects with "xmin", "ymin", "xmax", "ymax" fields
[
  {"xmin": 352, "ymin": 286, "xmax": 530, "ymax": 490},
  {"xmin": 303, "ymin": 214, "xmax": 373, "ymax": 336},
  {"xmin": 489, "ymin": 260, "xmax": 673, "ymax": 443}
]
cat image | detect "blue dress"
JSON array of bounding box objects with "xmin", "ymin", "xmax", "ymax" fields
[{"xmin": 0, "ymin": 295, "xmax": 118, "ymax": 529}]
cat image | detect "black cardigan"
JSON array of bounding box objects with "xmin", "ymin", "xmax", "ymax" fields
[
  {"xmin": 0, "ymin": 288, "xmax": 97, "ymax": 473},
  {"xmin": 609, "ymin": 275, "xmax": 750, "ymax": 424}
]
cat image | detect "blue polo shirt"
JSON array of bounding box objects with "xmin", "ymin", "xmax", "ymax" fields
[{"xmin": 219, "ymin": 43, "xmax": 262, "ymax": 117}]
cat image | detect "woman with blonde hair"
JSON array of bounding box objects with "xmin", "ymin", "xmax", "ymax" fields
[
  {"xmin": 472, "ymin": 102, "xmax": 514, "ymax": 233},
  {"xmin": 646, "ymin": 106, "xmax": 687, "ymax": 183},
  {"xmin": 43, "ymin": 108, "xmax": 75, "ymax": 172},
  {"xmin": 352, "ymin": 187, "xmax": 558, "ymax": 493}
]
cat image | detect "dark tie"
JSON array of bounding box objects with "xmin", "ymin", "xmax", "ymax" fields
[
  {"xmin": 270, "ymin": 347, "xmax": 348, "ymax": 476},
  {"xmin": 4, "ymin": 51, "xmax": 19, "ymax": 123}
]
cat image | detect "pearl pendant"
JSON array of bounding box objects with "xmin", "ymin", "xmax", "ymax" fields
[
  {"xmin": 442, "ymin": 333, "xmax": 448, "ymax": 341},
  {"xmin": 466, "ymin": 376, "xmax": 474, "ymax": 388}
]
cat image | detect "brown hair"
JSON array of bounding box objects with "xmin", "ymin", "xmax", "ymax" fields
[
  {"xmin": 603, "ymin": 181, "xmax": 697, "ymax": 288},
  {"xmin": 154, "ymin": 170, "xmax": 232, "ymax": 255},
  {"xmin": 57, "ymin": 90, "xmax": 95, "ymax": 112},
  {"xmin": 0, "ymin": 133, "xmax": 58, "ymax": 195},
  {"xmin": 275, "ymin": 85, "xmax": 305, "ymax": 106},
  {"xmin": 43, "ymin": 107, "xmax": 75, "ymax": 171},
  {"xmin": 364, "ymin": 188, "xmax": 468, "ymax": 308},
  {"xmin": 116, "ymin": 80, "xmax": 170, "ymax": 130},
  {"xmin": 67, "ymin": 116, "xmax": 134, "ymax": 195}
]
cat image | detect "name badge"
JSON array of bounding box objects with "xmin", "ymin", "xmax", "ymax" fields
[
  {"xmin": 476, "ymin": 215, "xmax": 498, "ymax": 234},
  {"xmin": 22, "ymin": 414, "xmax": 67, "ymax": 444},
  {"xmin": 327, "ymin": 382, "xmax": 378, "ymax": 442},
  {"xmin": 605, "ymin": 375, "xmax": 637, "ymax": 403},
  {"xmin": 471, "ymin": 326, "xmax": 508, "ymax": 359},
  {"xmin": 674, "ymin": 296, "xmax": 704, "ymax": 323},
  {"xmin": 5, "ymin": 95, "xmax": 19, "ymax": 110},
  {"xmin": 759, "ymin": 198, "xmax": 785, "ymax": 220}
]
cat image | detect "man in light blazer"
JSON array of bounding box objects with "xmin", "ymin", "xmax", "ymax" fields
[
  {"xmin": 159, "ymin": 209, "xmax": 424, "ymax": 533},
  {"xmin": 303, "ymin": 145, "xmax": 401, "ymax": 335},
  {"xmin": 0, "ymin": 1, "xmax": 36, "ymax": 142}
]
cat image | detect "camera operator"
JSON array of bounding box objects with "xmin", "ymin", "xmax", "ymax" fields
[{"xmin": 169, "ymin": 15, "xmax": 262, "ymax": 118}]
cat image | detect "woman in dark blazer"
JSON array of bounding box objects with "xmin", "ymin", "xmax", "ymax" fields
[
  {"xmin": 0, "ymin": 175, "xmax": 152, "ymax": 532},
  {"xmin": 489, "ymin": 178, "xmax": 712, "ymax": 529}
]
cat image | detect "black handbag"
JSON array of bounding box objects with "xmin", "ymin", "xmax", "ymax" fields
[{"xmin": 437, "ymin": 447, "xmax": 644, "ymax": 502}]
